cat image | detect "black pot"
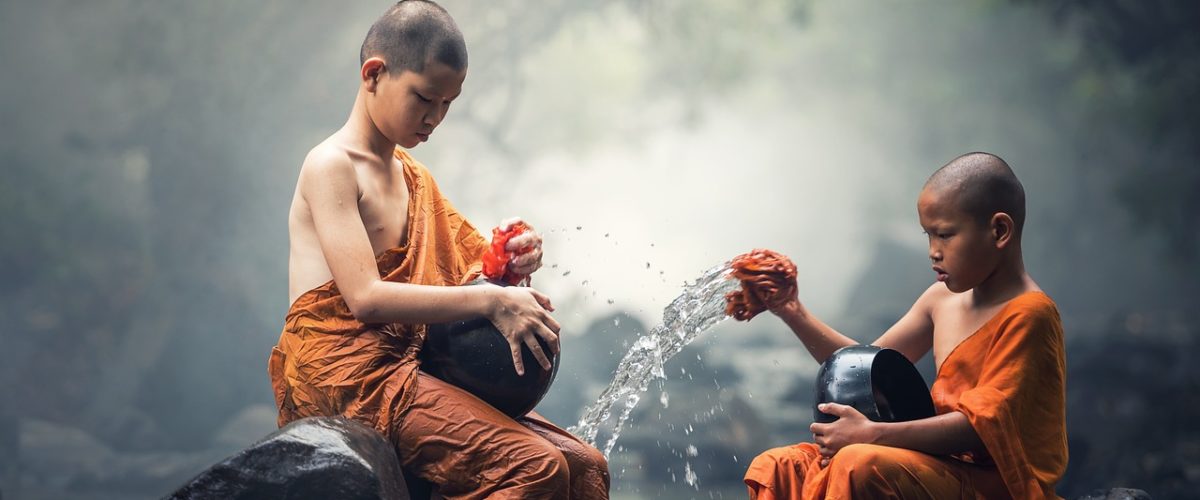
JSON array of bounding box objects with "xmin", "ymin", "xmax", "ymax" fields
[
  {"xmin": 813, "ymin": 345, "xmax": 935, "ymax": 424},
  {"xmin": 419, "ymin": 281, "xmax": 560, "ymax": 418}
]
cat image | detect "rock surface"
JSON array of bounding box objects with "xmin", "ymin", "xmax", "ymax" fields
[
  {"xmin": 1077, "ymin": 488, "xmax": 1153, "ymax": 500},
  {"xmin": 166, "ymin": 417, "xmax": 410, "ymax": 500}
]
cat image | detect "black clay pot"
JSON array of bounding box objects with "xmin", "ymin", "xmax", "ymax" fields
[
  {"xmin": 419, "ymin": 280, "xmax": 559, "ymax": 418},
  {"xmin": 813, "ymin": 345, "xmax": 935, "ymax": 424}
]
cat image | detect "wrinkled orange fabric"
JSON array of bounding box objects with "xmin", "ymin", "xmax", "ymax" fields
[
  {"xmin": 744, "ymin": 291, "xmax": 1067, "ymax": 499},
  {"xmin": 268, "ymin": 148, "xmax": 609, "ymax": 499}
]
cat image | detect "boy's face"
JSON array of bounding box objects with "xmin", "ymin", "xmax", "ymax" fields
[
  {"xmin": 917, "ymin": 188, "xmax": 1001, "ymax": 293},
  {"xmin": 368, "ymin": 60, "xmax": 465, "ymax": 148}
]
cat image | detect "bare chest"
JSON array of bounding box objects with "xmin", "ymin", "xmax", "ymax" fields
[{"xmin": 357, "ymin": 168, "xmax": 411, "ymax": 255}]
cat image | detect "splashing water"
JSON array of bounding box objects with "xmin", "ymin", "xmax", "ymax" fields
[{"xmin": 569, "ymin": 261, "xmax": 738, "ymax": 456}]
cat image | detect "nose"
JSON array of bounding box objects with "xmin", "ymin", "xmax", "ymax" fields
[
  {"xmin": 928, "ymin": 244, "xmax": 942, "ymax": 262},
  {"xmin": 424, "ymin": 103, "xmax": 447, "ymax": 128}
]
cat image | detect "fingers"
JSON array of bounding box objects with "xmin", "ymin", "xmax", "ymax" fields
[
  {"xmin": 534, "ymin": 321, "xmax": 561, "ymax": 355},
  {"xmin": 529, "ymin": 288, "xmax": 556, "ymax": 314},
  {"xmin": 509, "ymin": 249, "xmax": 543, "ymax": 275},
  {"xmin": 818, "ymin": 446, "xmax": 835, "ymax": 458},
  {"xmin": 819, "ymin": 458, "xmax": 830, "ymax": 468},
  {"xmin": 522, "ymin": 333, "xmax": 553, "ymax": 371},
  {"xmin": 506, "ymin": 231, "xmax": 538, "ymax": 251},
  {"xmin": 810, "ymin": 422, "xmax": 829, "ymax": 435},
  {"xmin": 507, "ymin": 338, "xmax": 526, "ymax": 376},
  {"xmin": 499, "ymin": 216, "xmax": 523, "ymax": 232},
  {"xmin": 818, "ymin": 403, "xmax": 854, "ymax": 418}
]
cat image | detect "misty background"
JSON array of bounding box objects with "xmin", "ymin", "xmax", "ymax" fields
[{"xmin": 2, "ymin": 0, "xmax": 1197, "ymax": 498}]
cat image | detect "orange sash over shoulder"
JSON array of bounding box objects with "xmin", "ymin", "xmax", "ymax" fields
[
  {"xmin": 933, "ymin": 291, "xmax": 1068, "ymax": 499},
  {"xmin": 267, "ymin": 147, "xmax": 487, "ymax": 437}
]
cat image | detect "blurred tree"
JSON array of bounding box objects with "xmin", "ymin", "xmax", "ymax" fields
[{"xmin": 1014, "ymin": 0, "xmax": 1200, "ymax": 259}]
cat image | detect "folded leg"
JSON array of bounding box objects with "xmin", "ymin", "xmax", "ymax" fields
[{"xmin": 394, "ymin": 372, "xmax": 608, "ymax": 500}]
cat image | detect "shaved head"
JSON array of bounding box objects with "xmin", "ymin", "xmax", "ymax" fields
[
  {"xmin": 924, "ymin": 152, "xmax": 1026, "ymax": 234},
  {"xmin": 360, "ymin": 0, "xmax": 467, "ymax": 74}
]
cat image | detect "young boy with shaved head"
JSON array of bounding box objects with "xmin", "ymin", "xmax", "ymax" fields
[
  {"xmin": 740, "ymin": 152, "xmax": 1067, "ymax": 499},
  {"xmin": 268, "ymin": 1, "xmax": 609, "ymax": 497}
]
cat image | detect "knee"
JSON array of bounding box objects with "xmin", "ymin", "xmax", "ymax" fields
[
  {"xmin": 573, "ymin": 442, "xmax": 608, "ymax": 473},
  {"xmin": 749, "ymin": 444, "xmax": 818, "ymax": 470},
  {"xmin": 828, "ymin": 443, "xmax": 890, "ymax": 472},
  {"xmin": 826, "ymin": 443, "xmax": 904, "ymax": 494},
  {"xmin": 515, "ymin": 439, "xmax": 571, "ymax": 489}
]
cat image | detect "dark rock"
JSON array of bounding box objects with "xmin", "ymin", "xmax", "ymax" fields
[
  {"xmin": 166, "ymin": 417, "xmax": 410, "ymax": 500},
  {"xmin": 1076, "ymin": 488, "xmax": 1153, "ymax": 500}
]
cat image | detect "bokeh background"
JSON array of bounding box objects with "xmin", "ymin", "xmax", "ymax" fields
[{"xmin": 2, "ymin": 0, "xmax": 1198, "ymax": 498}]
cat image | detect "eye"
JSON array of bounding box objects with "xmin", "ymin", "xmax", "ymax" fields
[{"xmin": 415, "ymin": 92, "xmax": 432, "ymax": 103}]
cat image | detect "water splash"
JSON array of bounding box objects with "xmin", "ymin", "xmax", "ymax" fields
[{"xmin": 569, "ymin": 261, "xmax": 737, "ymax": 456}]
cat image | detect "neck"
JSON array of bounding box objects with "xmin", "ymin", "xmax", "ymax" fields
[
  {"xmin": 970, "ymin": 246, "xmax": 1031, "ymax": 306},
  {"xmin": 343, "ymin": 89, "xmax": 398, "ymax": 161}
]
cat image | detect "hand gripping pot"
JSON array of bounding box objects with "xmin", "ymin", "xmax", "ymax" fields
[
  {"xmin": 419, "ymin": 279, "xmax": 560, "ymax": 418},
  {"xmin": 813, "ymin": 345, "xmax": 935, "ymax": 424}
]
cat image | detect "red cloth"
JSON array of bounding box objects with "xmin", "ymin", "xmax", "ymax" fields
[
  {"xmin": 481, "ymin": 221, "xmax": 532, "ymax": 285},
  {"xmin": 725, "ymin": 249, "xmax": 798, "ymax": 321}
]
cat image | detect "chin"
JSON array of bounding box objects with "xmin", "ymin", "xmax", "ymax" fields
[
  {"xmin": 944, "ymin": 281, "xmax": 969, "ymax": 293},
  {"xmin": 398, "ymin": 138, "xmax": 421, "ymax": 148}
]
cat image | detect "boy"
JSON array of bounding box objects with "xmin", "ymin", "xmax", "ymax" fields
[
  {"xmin": 267, "ymin": 2, "xmax": 609, "ymax": 498},
  {"xmin": 739, "ymin": 152, "xmax": 1067, "ymax": 499}
]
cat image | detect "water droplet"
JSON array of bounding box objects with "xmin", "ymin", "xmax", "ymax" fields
[
  {"xmin": 607, "ymin": 299, "xmax": 615, "ymax": 305},
  {"xmin": 613, "ymin": 317, "xmax": 621, "ymax": 327},
  {"xmin": 659, "ymin": 391, "xmax": 669, "ymax": 408},
  {"xmin": 604, "ymin": 233, "xmax": 610, "ymax": 237},
  {"xmin": 576, "ymin": 226, "xmax": 582, "ymax": 230},
  {"xmin": 645, "ymin": 262, "xmax": 651, "ymax": 269},
  {"xmin": 551, "ymin": 263, "xmax": 558, "ymax": 269},
  {"xmin": 562, "ymin": 270, "xmax": 571, "ymax": 277},
  {"xmin": 581, "ymin": 280, "xmax": 589, "ymax": 286},
  {"xmin": 686, "ymin": 445, "xmax": 699, "ymax": 457}
]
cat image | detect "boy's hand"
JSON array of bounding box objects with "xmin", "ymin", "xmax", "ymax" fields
[
  {"xmin": 809, "ymin": 403, "xmax": 881, "ymax": 466},
  {"xmin": 499, "ymin": 217, "xmax": 543, "ymax": 278},
  {"xmin": 487, "ymin": 284, "xmax": 559, "ymax": 376}
]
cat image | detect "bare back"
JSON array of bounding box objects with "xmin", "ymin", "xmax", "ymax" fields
[{"xmin": 288, "ymin": 134, "xmax": 411, "ymax": 306}]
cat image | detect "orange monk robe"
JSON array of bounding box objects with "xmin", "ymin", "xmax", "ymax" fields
[
  {"xmin": 268, "ymin": 148, "xmax": 610, "ymax": 499},
  {"xmin": 745, "ymin": 291, "xmax": 1067, "ymax": 499},
  {"xmin": 269, "ymin": 148, "xmax": 488, "ymax": 432}
]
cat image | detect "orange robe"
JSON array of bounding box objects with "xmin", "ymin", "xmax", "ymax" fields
[
  {"xmin": 268, "ymin": 148, "xmax": 609, "ymax": 499},
  {"xmin": 745, "ymin": 291, "xmax": 1067, "ymax": 499}
]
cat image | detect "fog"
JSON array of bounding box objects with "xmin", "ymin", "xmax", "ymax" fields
[{"xmin": 2, "ymin": 0, "xmax": 1197, "ymax": 498}]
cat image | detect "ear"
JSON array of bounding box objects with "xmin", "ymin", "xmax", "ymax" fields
[
  {"xmin": 990, "ymin": 213, "xmax": 1015, "ymax": 249},
  {"xmin": 361, "ymin": 57, "xmax": 387, "ymax": 93}
]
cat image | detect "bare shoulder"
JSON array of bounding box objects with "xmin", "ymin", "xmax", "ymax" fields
[
  {"xmin": 298, "ymin": 141, "xmax": 358, "ymax": 190},
  {"xmin": 913, "ymin": 282, "xmax": 955, "ymax": 315}
]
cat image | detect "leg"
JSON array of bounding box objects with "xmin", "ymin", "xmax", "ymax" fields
[
  {"xmin": 520, "ymin": 412, "xmax": 611, "ymax": 500},
  {"xmin": 744, "ymin": 443, "xmax": 823, "ymax": 500},
  {"xmin": 819, "ymin": 443, "xmax": 1007, "ymax": 499},
  {"xmin": 393, "ymin": 373, "xmax": 570, "ymax": 500}
]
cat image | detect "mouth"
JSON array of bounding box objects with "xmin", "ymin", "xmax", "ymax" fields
[
  {"xmin": 932, "ymin": 267, "xmax": 948, "ymax": 282},
  {"xmin": 415, "ymin": 132, "xmax": 431, "ymax": 142}
]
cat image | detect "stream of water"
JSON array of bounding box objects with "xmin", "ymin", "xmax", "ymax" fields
[{"xmin": 568, "ymin": 261, "xmax": 739, "ymax": 460}]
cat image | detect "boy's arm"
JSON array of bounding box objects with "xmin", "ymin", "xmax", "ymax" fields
[
  {"xmin": 762, "ymin": 261, "xmax": 937, "ymax": 364},
  {"xmin": 770, "ymin": 299, "xmax": 858, "ymax": 364},
  {"xmin": 301, "ymin": 151, "xmax": 560, "ymax": 373},
  {"xmin": 870, "ymin": 283, "xmax": 941, "ymax": 364}
]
